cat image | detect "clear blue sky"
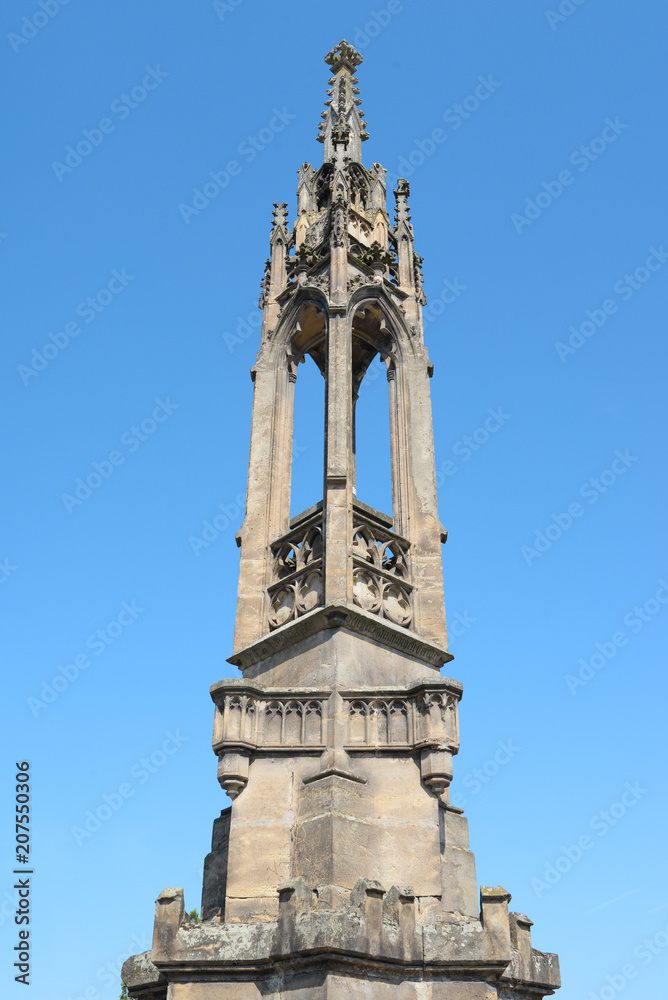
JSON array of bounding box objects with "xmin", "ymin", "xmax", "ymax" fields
[{"xmin": 2, "ymin": 2, "xmax": 667, "ymax": 998}]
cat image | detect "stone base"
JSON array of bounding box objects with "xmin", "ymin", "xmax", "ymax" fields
[
  {"xmin": 122, "ymin": 883, "xmax": 559, "ymax": 1000},
  {"xmin": 139, "ymin": 974, "xmax": 533, "ymax": 1000}
]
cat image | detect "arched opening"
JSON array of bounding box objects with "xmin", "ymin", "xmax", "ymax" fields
[
  {"xmin": 354, "ymin": 356, "xmax": 392, "ymax": 516},
  {"xmin": 290, "ymin": 355, "xmax": 324, "ymax": 517},
  {"xmin": 351, "ymin": 304, "xmax": 394, "ymax": 518},
  {"xmin": 314, "ymin": 163, "xmax": 333, "ymax": 211},
  {"xmin": 289, "ymin": 302, "xmax": 326, "ymax": 519}
]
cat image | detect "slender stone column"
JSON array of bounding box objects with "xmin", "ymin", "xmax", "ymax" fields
[
  {"xmin": 233, "ymin": 356, "xmax": 295, "ymax": 653},
  {"xmin": 401, "ymin": 352, "xmax": 448, "ymax": 645},
  {"xmin": 323, "ymin": 304, "xmax": 353, "ymax": 606}
]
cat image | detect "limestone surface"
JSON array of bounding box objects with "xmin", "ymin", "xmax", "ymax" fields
[{"xmin": 123, "ymin": 40, "xmax": 560, "ymax": 1000}]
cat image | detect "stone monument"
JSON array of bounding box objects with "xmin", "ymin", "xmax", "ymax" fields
[{"xmin": 123, "ymin": 40, "xmax": 561, "ymax": 1000}]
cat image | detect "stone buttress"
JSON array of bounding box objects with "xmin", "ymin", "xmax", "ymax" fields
[{"xmin": 123, "ymin": 40, "xmax": 561, "ymax": 1000}]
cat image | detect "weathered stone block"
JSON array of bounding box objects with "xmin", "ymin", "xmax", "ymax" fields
[
  {"xmin": 225, "ymin": 822, "xmax": 292, "ymax": 902},
  {"xmin": 233, "ymin": 757, "xmax": 296, "ymax": 821},
  {"xmin": 440, "ymin": 845, "xmax": 479, "ymax": 919},
  {"xmin": 297, "ymin": 770, "xmax": 374, "ymax": 823},
  {"xmin": 442, "ymin": 805, "xmax": 470, "ymax": 849},
  {"xmin": 224, "ymin": 757, "xmax": 294, "ymax": 913},
  {"xmin": 438, "ymin": 804, "xmax": 478, "ymax": 918},
  {"xmin": 296, "ymin": 809, "xmax": 376, "ymax": 889},
  {"xmin": 201, "ymin": 808, "xmax": 231, "ymax": 920},
  {"xmin": 503, "ymin": 911, "xmax": 561, "ymax": 991},
  {"xmin": 169, "ymin": 985, "xmax": 265, "ymax": 1000},
  {"xmin": 430, "ymin": 984, "xmax": 499, "ymax": 1000}
]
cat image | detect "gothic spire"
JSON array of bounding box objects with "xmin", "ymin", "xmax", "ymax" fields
[
  {"xmin": 122, "ymin": 43, "xmax": 563, "ymax": 1000},
  {"xmin": 317, "ymin": 40, "xmax": 369, "ymax": 164}
]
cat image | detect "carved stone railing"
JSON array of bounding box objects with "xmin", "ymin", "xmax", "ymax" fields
[
  {"xmin": 342, "ymin": 686, "xmax": 459, "ymax": 751},
  {"xmin": 267, "ymin": 505, "xmax": 323, "ymax": 629},
  {"xmin": 266, "ymin": 502, "xmax": 413, "ymax": 632},
  {"xmin": 212, "ymin": 685, "xmax": 458, "ymax": 756},
  {"xmin": 212, "ymin": 692, "xmax": 327, "ymax": 750},
  {"xmin": 351, "ymin": 503, "xmax": 413, "ymax": 629}
]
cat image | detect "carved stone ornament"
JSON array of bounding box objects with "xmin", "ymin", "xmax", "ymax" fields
[
  {"xmin": 331, "ymin": 120, "xmax": 351, "ymax": 147},
  {"xmin": 272, "ymin": 201, "xmax": 289, "ymax": 230},
  {"xmin": 347, "ymin": 273, "xmax": 368, "ymax": 293},
  {"xmin": 213, "ymin": 691, "xmax": 327, "ymax": 756},
  {"xmin": 331, "ymin": 195, "xmax": 348, "ymax": 248},
  {"xmin": 258, "ymin": 258, "xmax": 271, "ymax": 308},
  {"xmin": 303, "ymin": 273, "xmax": 329, "ymax": 294},
  {"xmin": 305, "ymin": 215, "xmax": 330, "ymax": 248},
  {"xmin": 351, "ymin": 516, "xmax": 413, "ymax": 629},
  {"xmin": 268, "ymin": 515, "xmax": 324, "ymax": 629},
  {"xmin": 324, "ymin": 39, "xmax": 363, "ymax": 72}
]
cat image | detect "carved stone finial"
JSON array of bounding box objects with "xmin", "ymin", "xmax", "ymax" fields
[
  {"xmin": 294, "ymin": 243, "xmax": 315, "ymax": 266},
  {"xmin": 319, "ymin": 42, "xmax": 368, "ymax": 156},
  {"xmin": 369, "ymin": 240, "xmax": 392, "ymax": 265},
  {"xmin": 394, "ymin": 179, "xmax": 411, "ymax": 224},
  {"xmin": 272, "ymin": 202, "xmax": 288, "ymax": 230},
  {"xmin": 324, "ymin": 40, "xmax": 363, "ymax": 73}
]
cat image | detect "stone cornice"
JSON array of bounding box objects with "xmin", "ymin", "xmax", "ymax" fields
[
  {"xmin": 210, "ymin": 678, "xmax": 331, "ymax": 701},
  {"xmin": 209, "ymin": 677, "xmax": 463, "ymax": 701},
  {"xmin": 340, "ymin": 677, "xmax": 463, "ymax": 698},
  {"xmin": 227, "ymin": 602, "xmax": 453, "ymax": 671}
]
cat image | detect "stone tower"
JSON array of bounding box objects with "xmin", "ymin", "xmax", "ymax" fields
[{"xmin": 123, "ymin": 41, "xmax": 561, "ymax": 1000}]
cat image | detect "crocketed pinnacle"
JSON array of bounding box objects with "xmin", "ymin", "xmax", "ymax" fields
[{"xmin": 317, "ymin": 40, "xmax": 369, "ymax": 164}]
